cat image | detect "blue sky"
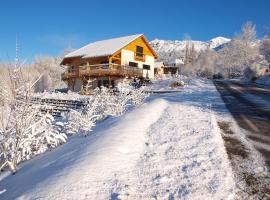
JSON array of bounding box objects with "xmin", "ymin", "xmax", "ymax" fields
[{"xmin": 0, "ymin": 0, "xmax": 269, "ymax": 62}]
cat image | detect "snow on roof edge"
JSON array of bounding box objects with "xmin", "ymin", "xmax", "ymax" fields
[{"xmin": 64, "ymin": 34, "xmax": 143, "ymax": 59}]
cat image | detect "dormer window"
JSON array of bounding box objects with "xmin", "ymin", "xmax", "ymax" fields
[
  {"xmin": 136, "ymin": 46, "xmax": 143, "ymax": 57},
  {"xmin": 135, "ymin": 46, "xmax": 145, "ymax": 61}
]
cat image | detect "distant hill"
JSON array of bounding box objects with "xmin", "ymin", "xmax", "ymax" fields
[{"xmin": 150, "ymin": 37, "xmax": 231, "ymax": 64}]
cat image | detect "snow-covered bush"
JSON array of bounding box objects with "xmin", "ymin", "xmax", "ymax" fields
[
  {"xmin": 65, "ymin": 83, "xmax": 147, "ymax": 136},
  {"xmin": 65, "ymin": 93, "xmax": 100, "ymax": 136},
  {"xmin": 170, "ymin": 81, "xmax": 185, "ymax": 88},
  {"xmin": 0, "ymin": 72, "xmax": 147, "ymax": 174}
]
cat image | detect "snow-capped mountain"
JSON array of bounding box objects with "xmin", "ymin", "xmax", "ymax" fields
[
  {"xmin": 208, "ymin": 37, "xmax": 231, "ymax": 49},
  {"xmin": 150, "ymin": 36, "xmax": 231, "ymax": 64}
]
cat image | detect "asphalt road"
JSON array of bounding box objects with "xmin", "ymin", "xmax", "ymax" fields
[{"xmin": 214, "ymin": 80, "xmax": 270, "ymax": 167}]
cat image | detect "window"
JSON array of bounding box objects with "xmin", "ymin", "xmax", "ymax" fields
[
  {"xmin": 98, "ymin": 80, "xmax": 110, "ymax": 88},
  {"xmin": 111, "ymin": 80, "xmax": 115, "ymax": 88},
  {"xmin": 129, "ymin": 61, "xmax": 138, "ymax": 67},
  {"xmin": 80, "ymin": 63, "xmax": 87, "ymax": 70},
  {"xmin": 100, "ymin": 61, "xmax": 109, "ymax": 69},
  {"xmin": 143, "ymin": 64, "xmax": 150, "ymax": 70},
  {"xmin": 98, "ymin": 80, "xmax": 102, "ymax": 88},
  {"xmin": 136, "ymin": 46, "xmax": 143, "ymax": 57},
  {"xmin": 69, "ymin": 66, "xmax": 75, "ymax": 73},
  {"xmin": 103, "ymin": 80, "xmax": 109, "ymax": 88}
]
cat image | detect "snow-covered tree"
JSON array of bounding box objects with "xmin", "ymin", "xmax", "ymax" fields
[
  {"xmin": 34, "ymin": 73, "xmax": 52, "ymax": 93},
  {"xmin": 190, "ymin": 43, "xmax": 196, "ymax": 66},
  {"xmin": 0, "ymin": 54, "xmax": 66, "ymax": 94},
  {"xmin": 195, "ymin": 48, "xmax": 219, "ymax": 77},
  {"xmin": 260, "ymin": 33, "xmax": 270, "ymax": 64},
  {"xmin": 238, "ymin": 21, "xmax": 257, "ymax": 45},
  {"xmin": 31, "ymin": 55, "xmax": 65, "ymax": 91},
  {"xmin": 0, "ymin": 64, "xmax": 66, "ymax": 174},
  {"xmin": 218, "ymin": 21, "xmax": 258, "ymax": 78}
]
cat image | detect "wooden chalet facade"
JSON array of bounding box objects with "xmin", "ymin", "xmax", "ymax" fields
[
  {"xmin": 61, "ymin": 34, "xmax": 158, "ymax": 92},
  {"xmin": 154, "ymin": 61, "xmax": 179, "ymax": 76}
]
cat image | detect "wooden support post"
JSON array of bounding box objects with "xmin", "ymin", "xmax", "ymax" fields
[{"xmin": 109, "ymin": 56, "xmax": 112, "ymax": 69}]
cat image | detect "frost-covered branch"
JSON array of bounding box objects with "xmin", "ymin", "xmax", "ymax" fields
[{"xmin": 0, "ymin": 63, "xmax": 66, "ymax": 174}]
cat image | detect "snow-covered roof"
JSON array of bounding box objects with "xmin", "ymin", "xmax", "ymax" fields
[
  {"xmin": 64, "ymin": 34, "xmax": 143, "ymax": 59},
  {"xmin": 167, "ymin": 58, "xmax": 184, "ymax": 66},
  {"xmin": 154, "ymin": 61, "xmax": 164, "ymax": 68}
]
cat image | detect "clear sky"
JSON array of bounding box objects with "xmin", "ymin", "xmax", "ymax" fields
[{"xmin": 0, "ymin": 0, "xmax": 269, "ymax": 62}]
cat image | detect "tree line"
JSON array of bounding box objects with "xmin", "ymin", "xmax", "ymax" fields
[{"xmin": 180, "ymin": 22, "xmax": 270, "ymax": 80}]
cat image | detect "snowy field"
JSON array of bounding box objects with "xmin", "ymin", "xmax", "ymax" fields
[{"xmin": 0, "ymin": 79, "xmax": 237, "ymax": 199}]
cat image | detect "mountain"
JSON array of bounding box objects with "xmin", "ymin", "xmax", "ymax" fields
[
  {"xmin": 208, "ymin": 37, "xmax": 231, "ymax": 49},
  {"xmin": 150, "ymin": 36, "xmax": 231, "ymax": 64}
]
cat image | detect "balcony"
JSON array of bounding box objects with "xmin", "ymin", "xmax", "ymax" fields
[
  {"xmin": 134, "ymin": 52, "xmax": 145, "ymax": 62},
  {"xmin": 61, "ymin": 71, "xmax": 77, "ymax": 80},
  {"xmin": 62, "ymin": 64, "xmax": 143, "ymax": 80}
]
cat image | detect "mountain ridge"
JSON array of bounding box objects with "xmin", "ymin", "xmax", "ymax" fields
[{"xmin": 150, "ymin": 36, "xmax": 231, "ymax": 64}]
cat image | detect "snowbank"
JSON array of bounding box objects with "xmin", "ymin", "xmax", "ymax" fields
[{"xmin": 255, "ymin": 74, "xmax": 270, "ymax": 87}]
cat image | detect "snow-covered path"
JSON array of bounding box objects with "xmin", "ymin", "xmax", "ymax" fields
[
  {"xmin": 111, "ymin": 104, "xmax": 234, "ymax": 199},
  {"xmin": 0, "ymin": 79, "xmax": 235, "ymax": 200}
]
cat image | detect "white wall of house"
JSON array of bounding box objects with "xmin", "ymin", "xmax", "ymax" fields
[
  {"xmin": 144, "ymin": 55, "xmax": 155, "ymax": 78},
  {"xmin": 121, "ymin": 49, "xmax": 155, "ymax": 78},
  {"xmin": 121, "ymin": 49, "xmax": 134, "ymax": 66}
]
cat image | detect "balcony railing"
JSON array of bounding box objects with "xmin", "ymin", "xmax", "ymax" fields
[
  {"xmin": 134, "ymin": 52, "xmax": 145, "ymax": 62},
  {"xmin": 62, "ymin": 64, "xmax": 143, "ymax": 80},
  {"xmin": 61, "ymin": 71, "xmax": 77, "ymax": 80}
]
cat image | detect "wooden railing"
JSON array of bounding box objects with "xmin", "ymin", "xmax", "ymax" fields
[
  {"xmin": 62, "ymin": 64, "xmax": 143, "ymax": 80},
  {"xmin": 61, "ymin": 71, "xmax": 77, "ymax": 80},
  {"xmin": 134, "ymin": 52, "xmax": 145, "ymax": 62}
]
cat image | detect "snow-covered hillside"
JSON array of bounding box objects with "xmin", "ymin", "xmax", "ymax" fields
[
  {"xmin": 150, "ymin": 37, "xmax": 230, "ymax": 64},
  {"xmin": 0, "ymin": 79, "xmax": 236, "ymax": 200}
]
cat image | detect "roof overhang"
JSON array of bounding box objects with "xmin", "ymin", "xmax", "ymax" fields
[{"xmin": 60, "ymin": 34, "xmax": 159, "ymax": 66}]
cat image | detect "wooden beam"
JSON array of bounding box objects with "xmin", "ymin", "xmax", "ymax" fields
[{"xmin": 108, "ymin": 56, "xmax": 112, "ymax": 68}]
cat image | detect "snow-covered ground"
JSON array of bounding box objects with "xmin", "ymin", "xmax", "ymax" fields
[{"xmin": 0, "ymin": 79, "xmax": 237, "ymax": 199}]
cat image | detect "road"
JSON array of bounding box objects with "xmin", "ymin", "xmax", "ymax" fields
[{"xmin": 214, "ymin": 80, "xmax": 270, "ymax": 167}]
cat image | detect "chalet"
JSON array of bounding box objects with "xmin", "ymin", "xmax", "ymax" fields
[
  {"xmin": 154, "ymin": 60, "xmax": 181, "ymax": 76},
  {"xmin": 61, "ymin": 34, "xmax": 158, "ymax": 92},
  {"xmin": 154, "ymin": 62, "xmax": 165, "ymax": 75},
  {"xmin": 163, "ymin": 66, "xmax": 179, "ymax": 75}
]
